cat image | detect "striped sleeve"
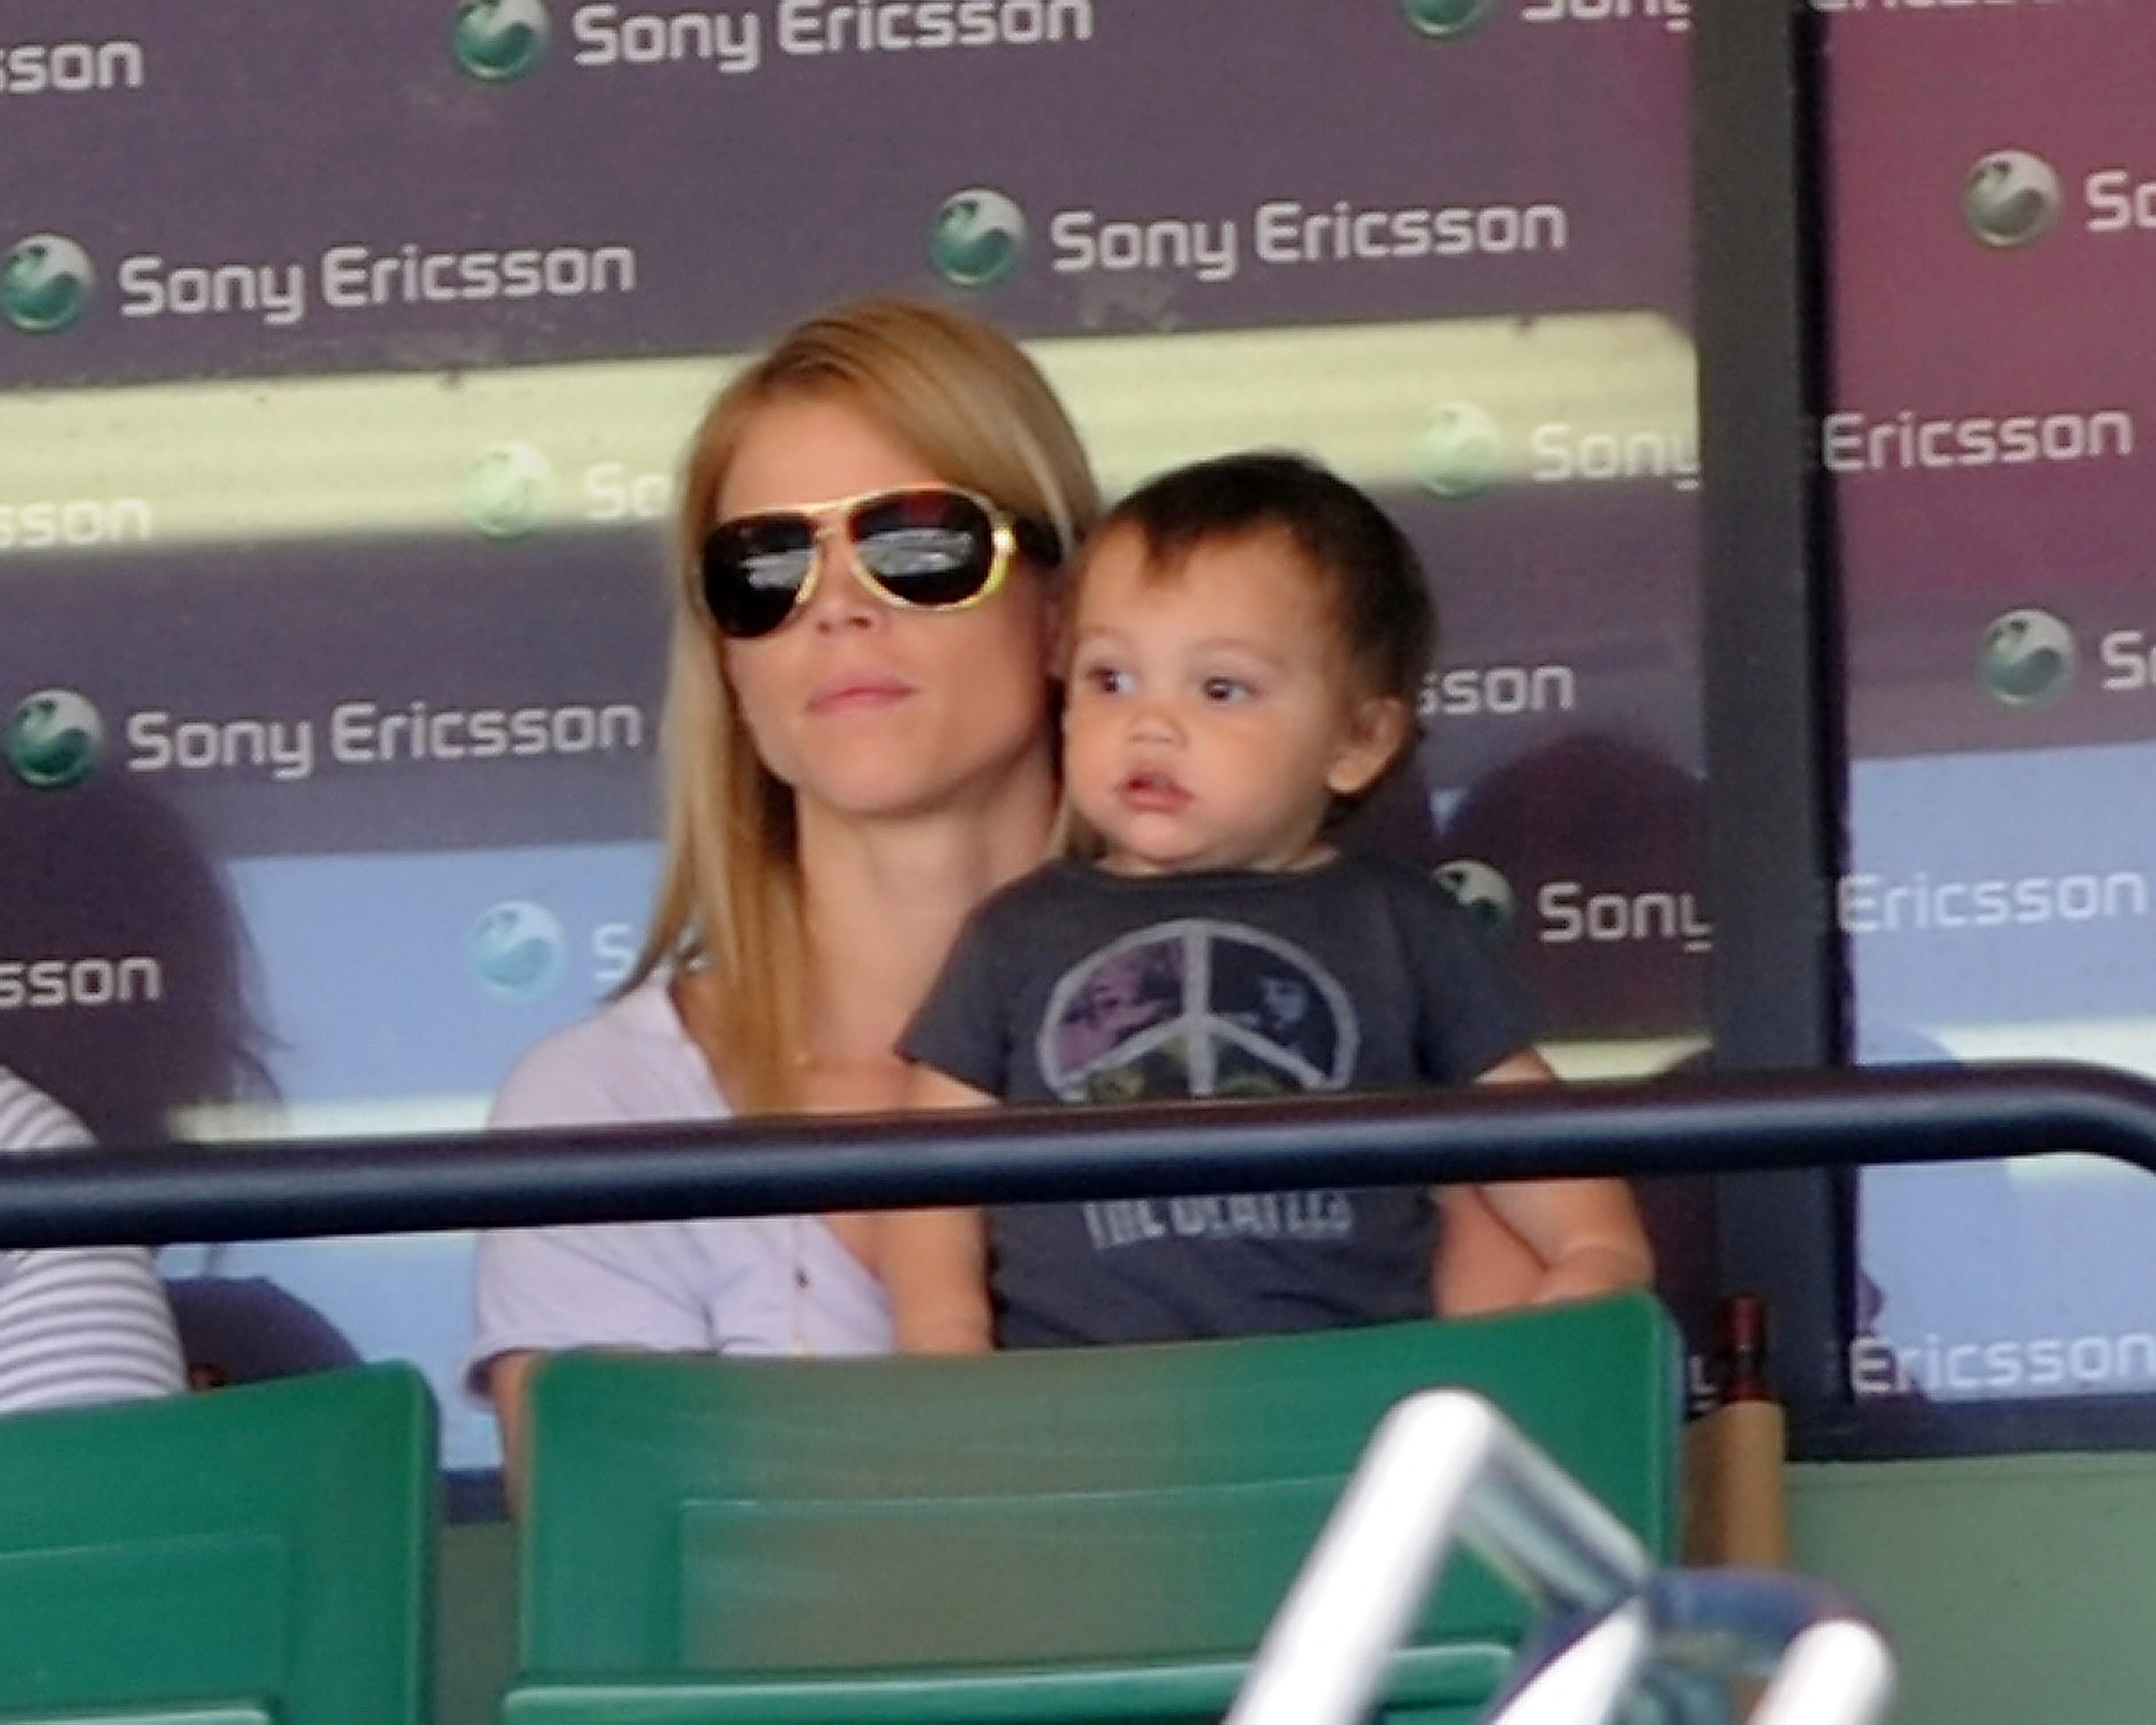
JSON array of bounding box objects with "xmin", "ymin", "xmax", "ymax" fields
[{"xmin": 0, "ymin": 1068, "xmax": 187, "ymax": 1415}]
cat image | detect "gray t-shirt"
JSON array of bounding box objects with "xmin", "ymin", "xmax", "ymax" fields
[{"xmin": 901, "ymin": 855, "xmax": 1537, "ymax": 1347}]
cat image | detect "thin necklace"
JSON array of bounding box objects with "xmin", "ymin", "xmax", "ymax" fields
[{"xmin": 791, "ymin": 1215, "xmax": 810, "ymax": 1356}]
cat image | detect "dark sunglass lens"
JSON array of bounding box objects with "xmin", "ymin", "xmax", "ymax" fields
[
  {"xmin": 850, "ymin": 491, "xmax": 997, "ymax": 607},
  {"xmin": 702, "ymin": 517, "xmax": 814, "ymax": 638}
]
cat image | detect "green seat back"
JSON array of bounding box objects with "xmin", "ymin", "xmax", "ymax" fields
[
  {"xmin": 512, "ymin": 1294, "xmax": 1677, "ymax": 1725},
  {"xmin": 0, "ymin": 1363, "xmax": 436, "ymax": 1725}
]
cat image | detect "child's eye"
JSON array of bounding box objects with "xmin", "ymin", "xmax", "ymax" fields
[
  {"xmin": 1201, "ymin": 676, "xmax": 1253, "ymax": 703},
  {"xmin": 1080, "ymin": 663, "xmax": 1132, "ymax": 695}
]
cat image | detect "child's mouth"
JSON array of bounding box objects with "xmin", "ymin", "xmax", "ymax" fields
[{"xmin": 1120, "ymin": 770, "xmax": 1191, "ymax": 812}]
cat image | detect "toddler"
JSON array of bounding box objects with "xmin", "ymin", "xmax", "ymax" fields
[{"xmin": 886, "ymin": 451, "xmax": 1650, "ymax": 1349}]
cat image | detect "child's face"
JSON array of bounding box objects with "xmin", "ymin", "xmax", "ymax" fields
[{"xmin": 1063, "ymin": 526, "xmax": 1407, "ymax": 875}]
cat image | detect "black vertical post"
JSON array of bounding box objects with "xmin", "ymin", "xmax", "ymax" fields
[{"xmin": 1691, "ymin": 0, "xmax": 1852, "ymax": 1421}]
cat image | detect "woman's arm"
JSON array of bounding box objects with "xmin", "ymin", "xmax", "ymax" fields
[
  {"xmin": 878, "ymin": 1066, "xmax": 1000, "ymax": 1353},
  {"xmin": 484, "ymin": 1348, "xmax": 544, "ymax": 1514},
  {"xmin": 1436, "ymin": 1049, "xmax": 1654, "ymax": 1315}
]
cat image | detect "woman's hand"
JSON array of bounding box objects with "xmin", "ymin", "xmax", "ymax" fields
[
  {"xmin": 877, "ymin": 1206, "xmax": 993, "ymax": 1353},
  {"xmin": 877, "ymin": 1064, "xmax": 1001, "ymax": 1353}
]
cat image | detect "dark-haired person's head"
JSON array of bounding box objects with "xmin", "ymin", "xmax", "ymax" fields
[
  {"xmin": 1063, "ymin": 452, "xmax": 1433, "ymax": 872},
  {"xmin": 1084, "ymin": 451, "xmax": 1435, "ymax": 721}
]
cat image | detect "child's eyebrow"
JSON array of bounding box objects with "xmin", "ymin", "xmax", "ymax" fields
[{"xmin": 1185, "ymin": 635, "xmax": 1295, "ymax": 670}]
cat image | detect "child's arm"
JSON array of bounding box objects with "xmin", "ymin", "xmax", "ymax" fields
[
  {"xmin": 877, "ymin": 1065, "xmax": 1000, "ymax": 1354},
  {"xmin": 1435, "ymin": 1049, "xmax": 1654, "ymax": 1315}
]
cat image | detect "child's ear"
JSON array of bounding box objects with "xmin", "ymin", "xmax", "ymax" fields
[{"xmin": 1325, "ymin": 695, "xmax": 1414, "ymax": 798}]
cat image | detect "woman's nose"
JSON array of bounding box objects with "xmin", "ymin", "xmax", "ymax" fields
[{"xmin": 802, "ymin": 528, "xmax": 883, "ymax": 631}]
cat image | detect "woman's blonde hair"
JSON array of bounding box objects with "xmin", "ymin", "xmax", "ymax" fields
[{"xmin": 623, "ymin": 296, "xmax": 1100, "ymax": 1112}]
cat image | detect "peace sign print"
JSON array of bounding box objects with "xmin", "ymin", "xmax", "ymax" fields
[{"xmin": 1037, "ymin": 918, "xmax": 1358, "ymax": 1104}]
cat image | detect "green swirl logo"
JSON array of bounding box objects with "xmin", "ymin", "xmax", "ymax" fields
[
  {"xmin": 1978, "ymin": 607, "xmax": 2076, "ymax": 708},
  {"xmin": 1400, "ymin": 0, "xmax": 1499, "ymax": 40},
  {"xmin": 1, "ymin": 234, "xmax": 94, "ymax": 334},
  {"xmin": 468, "ymin": 901, "xmax": 566, "ymax": 1000},
  {"xmin": 453, "ymin": 0, "xmax": 550, "ymax": 81},
  {"xmin": 1962, "ymin": 150, "xmax": 2060, "ymax": 250},
  {"xmin": 464, "ymin": 441, "xmax": 556, "ymax": 540},
  {"xmin": 1434, "ymin": 860, "xmax": 1516, "ymax": 939},
  {"xmin": 6, "ymin": 689, "xmax": 103, "ymax": 789},
  {"xmin": 1412, "ymin": 402, "xmax": 1506, "ymax": 500},
  {"xmin": 931, "ymin": 189, "xmax": 1027, "ymax": 290}
]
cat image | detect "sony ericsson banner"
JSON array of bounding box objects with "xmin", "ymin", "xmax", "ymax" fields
[
  {"xmin": 0, "ymin": 535, "xmax": 666, "ymax": 855},
  {"xmin": 1825, "ymin": 0, "xmax": 2156, "ymax": 1420},
  {"xmin": 2, "ymin": 0, "xmax": 1706, "ymax": 1473},
  {"xmin": 1824, "ymin": 2, "xmax": 2155, "ymax": 760},
  {"xmin": 1, "ymin": 0, "xmax": 1687, "ymax": 387}
]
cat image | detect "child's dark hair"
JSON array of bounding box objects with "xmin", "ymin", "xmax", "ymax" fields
[{"xmin": 1086, "ymin": 451, "xmax": 1436, "ymax": 709}]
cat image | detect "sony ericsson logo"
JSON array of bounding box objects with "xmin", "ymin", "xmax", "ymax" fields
[
  {"xmin": 1, "ymin": 234, "xmax": 93, "ymax": 334},
  {"xmin": 1963, "ymin": 150, "xmax": 2156, "ymax": 246},
  {"xmin": 464, "ymin": 441, "xmax": 557, "ymax": 540},
  {"xmin": 8, "ymin": 236, "xmax": 633, "ymax": 332},
  {"xmin": 0, "ymin": 38, "xmax": 147, "ymax": 96},
  {"xmin": 1963, "ymin": 150, "xmax": 2061, "ymax": 249},
  {"xmin": 1434, "ymin": 860, "xmax": 1516, "ymax": 939},
  {"xmin": 1970, "ymin": 607, "xmax": 2156, "ymax": 708},
  {"xmin": 931, "ymin": 188, "xmax": 1026, "ymax": 289},
  {"xmin": 1399, "ymin": 0, "xmax": 1690, "ymax": 37},
  {"xmin": 1400, "ymin": 0, "xmax": 1498, "ymax": 36},
  {"xmin": 1413, "ymin": 401, "xmax": 1698, "ymax": 498},
  {"xmin": 468, "ymin": 900, "xmax": 566, "ymax": 1000},
  {"xmin": 5, "ymin": 689, "xmax": 103, "ymax": 790},
  {"xmin": 453, "ymin": 0, "xmax": 551, "ymax": 80},
  {"xmin": 1413, "ymin": 402, "xmax": 1506, "ymax": 498},
  {"xmin": 1978, "ymin": 607, "xmax": 2076, "ymax": 709},
  {"xmin": 1422, "ymin": 661, "xmax": 1579, "ymax": 718},
  {"xmin": 1033, "ymin": 196, "xmax": 1566, "ymax": 288}
]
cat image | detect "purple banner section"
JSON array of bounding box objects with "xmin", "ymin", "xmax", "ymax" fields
[
  {"xmin": 1, "ymin": 0, "xmax": 1687, "ymax": 385},
  {"xmin": 1823, "ymin": 0, "xmax": 2156, "ymax": 759},
  {"xmin": 1828, "ymin": 1, "xmax": 2156, "ymax": 1415},
  {"xmin": 0, "ymin": 532, "xmax": 667, "ymax": 856},
  {"xmin": 1392, "ymin": 478, "xmax": 1700, "ymax": 786},
  {"xmin": 0, "ymin": 479, "xmax": 1697, "ymax": 860}
]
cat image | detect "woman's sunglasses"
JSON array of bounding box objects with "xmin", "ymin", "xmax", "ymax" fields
[{"xmin": 699, "ymin": 483, "xmax": 1063, "ymax": 641}]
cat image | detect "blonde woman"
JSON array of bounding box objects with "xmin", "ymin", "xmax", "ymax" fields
[
  {"xmin": 471, "ymin": 297, "xmax": 1644, "ymax": 1494},
  {"xmin": 469, "ymin": 298, "xmax": 1100, "ymax": 1485}
]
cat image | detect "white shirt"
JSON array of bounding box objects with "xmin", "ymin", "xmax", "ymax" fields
[{"xmin": 466, "ymin": 980, "xmax": 893, "ymax": 1395}]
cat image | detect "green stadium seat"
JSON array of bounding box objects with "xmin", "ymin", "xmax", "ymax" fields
[
  {"xmin": 507, "ymin": 1292, "xmax": 1678, "ymax": 1725},
  {"xmin": 0, "ymin": 1363, "xmax": 437, "ymax": 1725}
]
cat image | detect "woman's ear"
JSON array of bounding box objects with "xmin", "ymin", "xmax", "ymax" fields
[
  {"xmin": 1038, "ymin": 564, "xmax": 1078, "ymax": 678},
  {"xmin": 1325, "ymin": 695, "xmax": 1414, "ymax": 799}
]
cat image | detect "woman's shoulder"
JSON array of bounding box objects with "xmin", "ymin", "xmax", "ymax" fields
[{"xmin": 489, "ymin": 977, "xmax": 729, "ymax": 1131}]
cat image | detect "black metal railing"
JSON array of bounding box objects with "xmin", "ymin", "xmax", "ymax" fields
[{"xmin": 4, "ymin": 1061, "xmax": 2152, "ymax": 1250}]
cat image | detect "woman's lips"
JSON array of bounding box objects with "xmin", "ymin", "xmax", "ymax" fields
[{"xmin": 808, "ymin": 673, "xmax": 913, "ymax": 715}]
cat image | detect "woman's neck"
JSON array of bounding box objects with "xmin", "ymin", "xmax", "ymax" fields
[{"xmin": 793, "ymin": 776, "xmax": 1056, "ymax": 1069}]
